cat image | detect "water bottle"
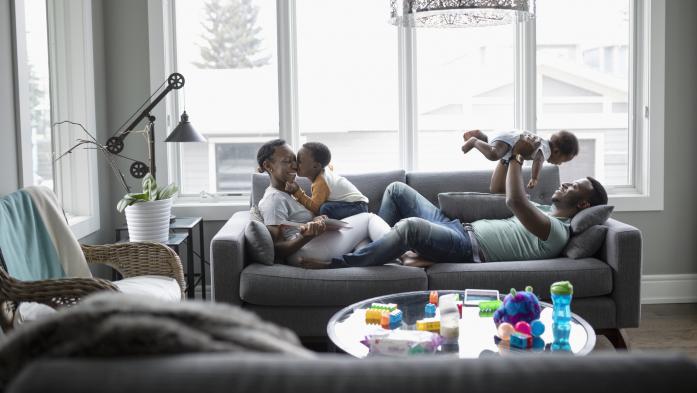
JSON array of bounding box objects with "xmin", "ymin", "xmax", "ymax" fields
[{"xmin": 550, "ymin": 281, "xmax": 573, "ymax": 351}]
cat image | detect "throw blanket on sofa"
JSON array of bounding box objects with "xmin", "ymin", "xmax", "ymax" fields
[
  {"xmin": 0, "ymin": 293, "xmax": 315, "ymax": 388},
  {"xmin": 0, "ymin": 186, "xmax": 90, "ymax": 280}
]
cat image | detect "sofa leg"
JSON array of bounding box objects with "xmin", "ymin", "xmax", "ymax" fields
[{"xmin": 596, "ymin": 328, "xmax": 631, "ymax": 350}]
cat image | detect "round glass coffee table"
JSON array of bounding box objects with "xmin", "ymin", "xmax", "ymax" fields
[{"xmin": 327, "ymin": 290, "xmax": 595, "ymax": 358}]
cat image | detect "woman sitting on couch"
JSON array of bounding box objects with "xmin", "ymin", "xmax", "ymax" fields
[{"xmin": 256, "ymin": 139, "xmax": 390, "ymax": 268}]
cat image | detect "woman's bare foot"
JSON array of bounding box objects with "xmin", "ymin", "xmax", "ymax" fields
[
  {"xmin": 462, "ymin": 129, "xmax": 487, "ymax": 142},
  {"xmin": 297, "ymin": 257, "xmax": 331, "ymax": 269},
  {"xmin": 399, "ymin": 251, "xmax": 435, "ymax": 268},
  {"xmin": 461, "ymin": 137, "xmax": 478, "ymax": 154}
]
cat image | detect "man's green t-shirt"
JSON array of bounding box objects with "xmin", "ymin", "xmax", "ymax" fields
[{"xmin": 471, "ymin": 204, "xmax": 570, "ymax": 262}]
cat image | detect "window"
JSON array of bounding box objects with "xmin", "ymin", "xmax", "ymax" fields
[
  {"xmin": 18, "ymin": 1, "xmax": 53, "ymax": 189},
  {"xmin": 296, "ymin": 0, "xmax": 399, "ymax": 173},
  {"xmin": 416, "ymin": 25, "xmax": 514, "ymax": 171},
  {"xmin": 12, "ymin": 0, "xmax": 100, "ymax": 238},
  {"xmin": 536, "ymin": 0, "xmax": 631, "ymax": 187},
  {"xmin": 159, "ymin": 0, "xmax": 663, "ymax": 211},
  {"xmin": 173, "ymin": 0, "xmax": 278, "ymax": 195}
]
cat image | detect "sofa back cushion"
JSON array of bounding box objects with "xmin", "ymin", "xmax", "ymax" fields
[
  {"xmin": 251, "ymin": 170, "xmax": 406, "ymax": 214},
  {"xmin": 407, "ymin": 165, "xmax": 560, "ymax": 207},
  {"xmin": 437, "ymin": 192, "xmax": 512, "ymax": 223}
]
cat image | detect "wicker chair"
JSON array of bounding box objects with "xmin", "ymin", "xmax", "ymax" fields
[{"xmin": 0, "ymin": 243, "xmax": 185, "ymax": 333}]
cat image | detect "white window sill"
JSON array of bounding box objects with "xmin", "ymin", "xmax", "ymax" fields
[
  {"xmin": 172, "ymin": 199, "xmax": 250, "ymax": 221},
  {"xmin": 68, "ymin": 214, "xmax": 100, "ymax": 239}
]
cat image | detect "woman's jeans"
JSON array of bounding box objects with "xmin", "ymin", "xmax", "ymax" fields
[{"xmin": 330, "ymin": 182, "xmax": 474, "ymax": 268}]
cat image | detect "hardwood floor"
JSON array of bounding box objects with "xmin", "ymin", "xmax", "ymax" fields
[{"xmin": 593, "ymin": 303, "xmax": 697, "ymax": 358}]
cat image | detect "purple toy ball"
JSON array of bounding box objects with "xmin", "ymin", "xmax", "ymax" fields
[{"xmin": 493, "ymin": 286, "xmax": 542, "ymax": 326}]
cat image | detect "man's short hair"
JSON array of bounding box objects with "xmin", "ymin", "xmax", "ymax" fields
[
  {"xmin": 587, "ymin": 176, "xmax": 608, "ymax": 206},
  {"xmin": 556, "ymin": 130, "xmax": 579, "ymax": 157},
  {"xmin": 302, "ymin": 142, "xmax": 331, "ymax": 168}
]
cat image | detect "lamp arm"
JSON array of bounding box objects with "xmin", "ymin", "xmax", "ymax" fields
[{"xmin": 118, "ymin": 73, "xmax": 185, "ymax": 139}]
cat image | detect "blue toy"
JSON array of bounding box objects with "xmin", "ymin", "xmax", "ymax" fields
[
  {"xmin": 424, "ymin": 303, "xmax": 436, "ymax": 318},
  {"xmin": 530, "ymin": 319, "xmax": 545, "ymax": 337}
]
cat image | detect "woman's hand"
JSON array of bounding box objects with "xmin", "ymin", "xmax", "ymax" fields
[
  {"xmin": 511, "ymin": 134, "xmax": 541, "ymax": 158},
  {"xmin": 299, "ymin": 219, "xmax": 326, "ymax": 238}
]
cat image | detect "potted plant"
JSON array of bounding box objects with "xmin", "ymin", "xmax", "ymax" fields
[{"xmin": 117, "ymin": 174, "xmax": 179, "ymax": 243}]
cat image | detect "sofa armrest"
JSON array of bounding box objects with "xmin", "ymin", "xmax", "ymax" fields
[
  {"xmin": 599, "ymin": 218, "xmax": 642, "ymax": 328},
  {"xmin": 210, "ymin": 211, "xmax": 250, "ymax": 305}
]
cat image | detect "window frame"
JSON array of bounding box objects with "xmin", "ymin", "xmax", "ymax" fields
[
  {"xmin": 12, "ymin": 0, "xmax": 101, "ymax": 238},
  {"xmin": 153, "ymin": 0, "xmax": 664, "ymax": 215}
]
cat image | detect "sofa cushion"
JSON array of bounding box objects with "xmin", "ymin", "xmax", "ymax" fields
[
  {"xmin": 425, "ymin": 258, "xmax": 612, "ymax": 300},
  {"xmin": 240, "ymin": 264, "xmax": 428, "ymax": 306},
  {"xmin": 407, "ymin": 166, "xmax": 559, "ymax": 207},
  {"xmin": 251, "ymin": 170, "xmax": 406, "ymax": 214},
  {"xmin": 564, "ymin": 224, "xmax": 608, "ymax": 259},
  {"xmin": 244, "ymin": 220, "xmax": 275, "ymax": 265},
  {"xmin": 571, "ymin": 205, "xmax": 614, "ymax": 233},
  {"xmin": 437, "ymin": 192, "xmax": 512, "ymax": 222}
]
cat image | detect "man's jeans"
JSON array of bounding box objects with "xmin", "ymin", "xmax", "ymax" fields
[
  {"xmin": 320, "ymin": 201, "xmax": 369, "ymax": 220},
  {"xmin": 330, "ymin": 182, "xmax": 474, "ymax": 268}
]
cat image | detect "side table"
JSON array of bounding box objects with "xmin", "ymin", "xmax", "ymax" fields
[{"xmin": 116, "ymin": 217, "xmax": 208, "ymax": 300}]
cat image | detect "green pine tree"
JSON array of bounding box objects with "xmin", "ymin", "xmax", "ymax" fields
[{"xmin": 194, "ymin": 0, "xmax": 270, "ymax": 69}]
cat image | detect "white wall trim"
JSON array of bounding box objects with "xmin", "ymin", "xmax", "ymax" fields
[{"xmin": 641, "ymin": 274, "xmax": 697, "ymax": 304}]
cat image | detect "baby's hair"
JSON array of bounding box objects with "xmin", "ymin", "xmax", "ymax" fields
[
  {"xmin": 256, "ymin": 139, "xmax": 286, "ymax": 173},
  {"xmin": 302, "ymin": 142, "xmax": 331, "ymax": 168},
  {"xmin": 554, "ymin": 130, "xmax": 579, "ymax": 158}
]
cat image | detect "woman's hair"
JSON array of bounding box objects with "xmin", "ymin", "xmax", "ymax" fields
[
  {"xmin": 302, "ymin": 142, "xmax": 331, "ymax": 168},
  {"xmin": 256, "ymin": 139, "xmax": 286, "ymax": 173}
]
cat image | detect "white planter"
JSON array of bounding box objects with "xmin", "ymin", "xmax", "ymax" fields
[{"xmin": 124, "ymin": 198, "xmax": 173, "ymax": 243}]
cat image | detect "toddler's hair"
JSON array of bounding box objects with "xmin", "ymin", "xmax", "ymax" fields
[
  {"xmin": 302, "ymin": 142, "xmax": 332, "ymax": 168},
  {"xmin": 256, "ymin": 139, "xmax": 286, "ymax": 173},
  {"xmin": 554, "ymin": 130, "xmax": 579, "ymax": 158}
]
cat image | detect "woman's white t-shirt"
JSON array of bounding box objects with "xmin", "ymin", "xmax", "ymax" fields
[{"xmin": 258, "ymin": 186, "xmax": 314, "ymax": 240}]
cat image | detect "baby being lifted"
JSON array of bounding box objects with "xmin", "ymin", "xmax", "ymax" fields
[{"xmin": 461, "ymin": 129, "xmax": 579, "ymax": 188}]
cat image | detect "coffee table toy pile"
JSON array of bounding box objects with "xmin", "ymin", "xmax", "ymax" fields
[{"xmin": 327, "ymin": 289, "xmax": 595, "ymax": 358}]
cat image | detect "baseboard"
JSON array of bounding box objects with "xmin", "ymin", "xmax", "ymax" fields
[{"xmin": 641, "ymin": 274, "xmax": 697, "ymax": 304}]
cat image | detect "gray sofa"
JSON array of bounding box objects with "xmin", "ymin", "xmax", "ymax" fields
[
  {"xmin": 211, "ymin": 166, "xmax": 642, "ymax": 342},
  {"xmin": 8, "ymin": 353, "xmax": 696, "ymax": 393}
]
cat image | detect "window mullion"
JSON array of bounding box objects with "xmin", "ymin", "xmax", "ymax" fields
[
  {"xmin": 277, "ymin": 0, "xmax": 298, "ymax": 148},
  {"xmin": 398, "ymin": 26, "xmax": 417, "ymax": 171},
  {"xmin": 516, "ymin": 19, "xmax": 536, "ymax": 132}
]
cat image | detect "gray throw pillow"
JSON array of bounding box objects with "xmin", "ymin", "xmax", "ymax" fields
[
  {"xmin": 570, "ymin": 205, "xmax": 614, "ymax": 233},
  {"xmin": 244, "ymin": 220, "xmax": 274, "ymax": 266},
  {"xmin": 564, "ymin": 224, "xmax": 608, "ymax": 259},
  {"xmin": 438, "ymin": 192, "xmax": 512, "ymax": 223}
]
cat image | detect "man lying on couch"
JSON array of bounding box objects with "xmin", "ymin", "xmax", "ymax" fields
[{"xmin": 302, "ymin": 134, "xmax": 608, "ymax": 269}]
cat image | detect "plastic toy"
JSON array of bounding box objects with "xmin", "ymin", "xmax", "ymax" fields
[
  {"xmin": 493, "ymin": 286, "xmax": 542, "ymax": 326},
  {"xmin": 429, "ymin": 291, "xmax": 439, "ymax": 305},
  {"xmin": 362, "ymin": 330, "xmax": 443, "ymax": 356},
  {"xmin": 478, "ymin": 300, "xmax": 503, "ymax": 313},
  {"xmin": 497, "ymin": 322, "xmax": 515, "ymax": 341},
  {"xmin": 389, "ymin": 309, "xmax": 403, "ymax": 329},
  {"xmin": 551, "ymin": 281, "xmax": 573, "ymax": 351},
  {"xmin": 424, "ymin": 303, "xmax": 436, "ymax": 318},
  {"xmin": 439, "ymin": 294, "xmax": 460, "ymax": 338},
  {"xmin": 530, "ymin": 319, "xmax": 545, "ymax": 337},
  {"xmin": 365, "ymin": 303, "xmax": 399, "ymax": 325},
  {"xmin": 509, "ymin": 332, "xmax": 533, "ymax": 349},
  {"xmin": 416, "ymin": 317, "xmax": 440, "ymax": 332},
  {"xmin": 514, "ymin": 321, "xmax": 532, "ymax": 335}
]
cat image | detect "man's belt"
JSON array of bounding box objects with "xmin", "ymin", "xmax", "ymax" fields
[{"xmin": 462, "ymin": 223, "xmax": 485, "ymax": 263}]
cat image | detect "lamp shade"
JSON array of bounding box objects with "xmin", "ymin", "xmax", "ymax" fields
[
  {"xmin": 390, "ymin": 0, "xmax": 535, "ymax": 28},
  {"xmin": 165, "ymin": 111, "xmax": 206, "ymax": 142}
]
